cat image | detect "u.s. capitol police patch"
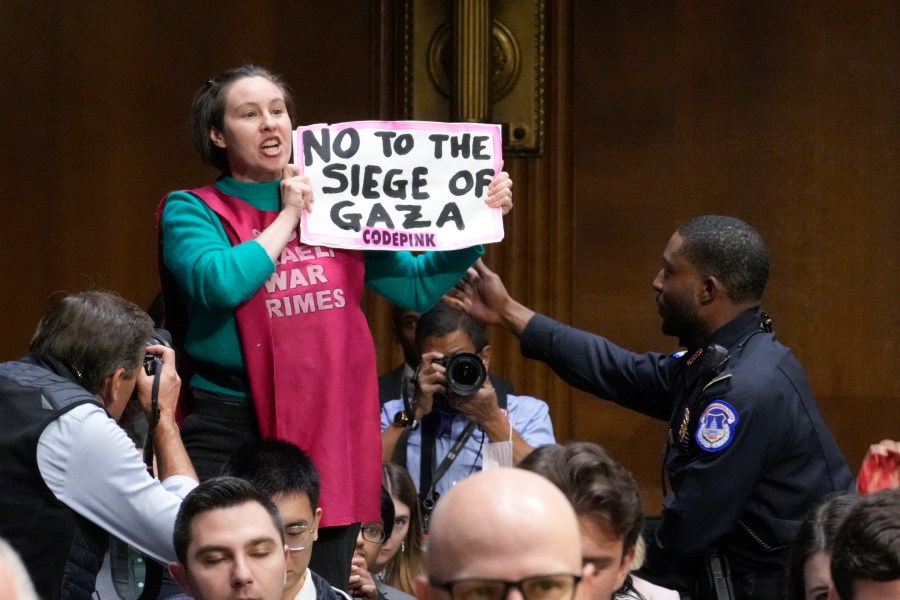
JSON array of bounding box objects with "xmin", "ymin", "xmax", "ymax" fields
[{"xmin": 695, "ymin": 400, "xmax": 739, "ymax": 452}]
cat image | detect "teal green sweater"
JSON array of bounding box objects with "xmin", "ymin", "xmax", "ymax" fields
[{"xmin": 161, "ymin": 177, "xmax": 482, "ymax": 394}]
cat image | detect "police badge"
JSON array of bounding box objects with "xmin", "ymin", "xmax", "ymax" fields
[{"xmin": 696, "ymin": 400, "xmax": 739, "ymax": 452}]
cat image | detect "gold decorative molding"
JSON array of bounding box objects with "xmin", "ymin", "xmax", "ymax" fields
[{"xmin": 404, "ymin": 0, "xmax": 545, "ymax": 156}]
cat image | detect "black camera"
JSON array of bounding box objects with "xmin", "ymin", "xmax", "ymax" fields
[
  {"xmin": 435, "ymin": 351, "xmax": 487, "ymax": 396},
  {"xmin": 142, "ymin": 328, "xmax": 173, "ymax": 376}
]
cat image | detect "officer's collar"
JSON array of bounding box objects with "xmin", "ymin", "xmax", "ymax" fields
[{"xmin": 701, "ymin": 308, "xmax": 764, "ymax": 351}]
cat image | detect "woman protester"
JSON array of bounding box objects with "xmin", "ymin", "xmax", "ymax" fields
[{"xmin": 157, "ymin": 64, "xmax": 513, "ymax": 589}]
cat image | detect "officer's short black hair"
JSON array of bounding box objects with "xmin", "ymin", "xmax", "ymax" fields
[
  {"xmin": 830, "ymin": 488, "xmax": 900, "ymax": 600},
  {"xmin": 677, "ymin": 215, "xmax": 770, "ymax": 303}
]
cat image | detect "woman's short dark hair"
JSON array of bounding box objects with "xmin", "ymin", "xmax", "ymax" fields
[
  {"xmin": 29, "ymin": 290, "xmax": 153, "ymax": 394},
  {"xmin": 173, "ymin": 476, "xmax": 284, "ymax": 565},
  {"xmin": 190, "ymin": 64, "xmax": 296, "ymax": 174},
  {"xmin": 786, "ymin": 492, "xmax": 859, "ymax": 600}
]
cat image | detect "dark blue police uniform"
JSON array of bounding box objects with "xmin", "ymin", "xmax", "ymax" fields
[{"xmin": 520, "ymin": 308, "xmax": 853, "ymax": 598}]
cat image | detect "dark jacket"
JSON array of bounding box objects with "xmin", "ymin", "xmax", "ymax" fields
[
  {"xmin": 520, "ymin": 309, "xmax": 854, "ymax": 594},
  {"xmin": 0, "ymin": 355, "xmax": 110, "ymax": 600}
]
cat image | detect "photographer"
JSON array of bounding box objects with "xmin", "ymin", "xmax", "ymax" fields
[
  {"xmin": 381, "ymin": 302, "xmax": 555, "ymax": 521},
  {"xmin": 0, "ymin": 290, "xmax": 197, "ymax": 600}
]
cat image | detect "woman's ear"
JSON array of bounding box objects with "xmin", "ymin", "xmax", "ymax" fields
[{"xmin": 209, "ymin": 127, "xmax": 227, "ymax": 149}]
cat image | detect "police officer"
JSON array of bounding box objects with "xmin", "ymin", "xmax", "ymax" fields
[{"xmin": 446, "ymin": 216, "xmax": 854, "ymax": 599}]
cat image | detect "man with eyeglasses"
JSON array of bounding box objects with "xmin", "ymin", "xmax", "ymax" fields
[
  {"xmin": 417, "ymin": 468, "xmax": 585, "ymax": 600},
  {"xmin": 221, "ymin": 439, "xmax": 351, "ymax": 600},
  {"xmin": 351, "ymin": 486, "xmax": 416, "ymax": 600}
]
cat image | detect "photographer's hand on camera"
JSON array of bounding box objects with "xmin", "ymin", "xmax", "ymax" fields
[
  {"xmin": 136, "ymin": 345, "xmax": 198, "ymax": 482},
  {"xmin": 452, "ymin": 377, "xmax": 504, "ymax": 426},
  {"xmin": 135, "ymin": 345, "xmax": 180, "ymax": 423},
  {"xmin": 410, "ymin": 350, "xmax": 450, "ymax": 420},
  {"xmin": 455, "ymin": 377, "xmax": 537, "ymax": 466},
  {"xmin": 381, "ymin": 351, "xmax": 446, "ymax": 462}
]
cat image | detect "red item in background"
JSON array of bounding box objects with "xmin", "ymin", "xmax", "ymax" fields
[{"xmin": 857, "ymin": 441, "xmax": 900, "ymax": 495}]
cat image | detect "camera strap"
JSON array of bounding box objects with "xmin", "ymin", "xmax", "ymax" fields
[
  {"xmin": 419, "ymin": 413, "xmax": 478, "ymax": 531},
  {"xmin": 142, "ymin": 364, "xmax": 162, "ymax": 474}
]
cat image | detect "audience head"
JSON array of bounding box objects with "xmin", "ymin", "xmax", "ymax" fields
[
  {"xmin": 519, "ymin": 443, "xmax": 642, "ymax": 600},
  {"xmin": 191, "ymin": 64, "xmax": 296, "ymax": 176},
  {"xmin": 170, "ymin": 477, "xmax": 288, "ymax": 600},
  {"xmin": 391, "ymin": 305, "xmax": 422, "ymax": 368},
  {"xmin": 221, "ymin": 439, "xmax": 322, "ymax": 598},
  {"xmin": 415, "ymin": 301, "xmax": 490, "ymax": 359},
  {"xmin": 356, "ymin": 485, "xmax": 395, "ymax": 571},
  {"xmin": 419, "ymin": 468, "xmax": 582, "ymax": 600},
  {"xmin": 29, "ymin": 290, "xmax": 153, "ymax": 417},
  {"xmin": 829, "ymin": 488, "xmax": 900, "ymax": 600},
  {"xmin": 0, "ymin": 537, "xmax": 38, "ymax": 600},
  {"xmin": 787, "ymin": 492, "xmax": 858, "ymax": 600},
  {"xmin": 377, "ymin": 463, "xmax": 426, "ymax": 594}
]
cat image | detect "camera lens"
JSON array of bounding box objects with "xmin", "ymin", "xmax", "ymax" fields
[
  {"xmin": 445, "ymin": 352, "xmax": 487, "ymax": 396},
  {"xmin": 452, "ymin": 361, "xmax": 479, "ymax": 385}
]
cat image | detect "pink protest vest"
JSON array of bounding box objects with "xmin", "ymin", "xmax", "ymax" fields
[{"xmin": 190, "ymin": 186, "xmax": 380, "ymax": 527}]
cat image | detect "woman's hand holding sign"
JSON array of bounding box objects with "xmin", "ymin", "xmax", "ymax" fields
[
  {"xmin": 280, "ymin": 164, "xmax": 315, "ymax": 219},
  {"xmin": 485, "ymin": 170, "xmax": 514, "ymax": 215}
]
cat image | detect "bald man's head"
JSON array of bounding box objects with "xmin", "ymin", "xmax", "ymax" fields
[{"xmin": 421, "ymin": 468, "xmax": 582, "ymax": 599}]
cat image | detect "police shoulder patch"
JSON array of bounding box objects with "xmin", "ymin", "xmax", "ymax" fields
[{"xmin": 695, "ymin": 400, "xmax": 739, "ymax": 452}]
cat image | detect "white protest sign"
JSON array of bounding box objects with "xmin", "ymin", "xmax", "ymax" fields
[{"xmin": 294, "ymin": 120, "xmax": 504, "ymax": 251}]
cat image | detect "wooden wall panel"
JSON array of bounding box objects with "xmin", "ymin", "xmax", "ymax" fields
[
  {"xmin": 570, "ymin": 1, "xmax": 899, "ymax": 510},
  {"xmin": 366, "ymin": 1, "xmax": 577, "ymax": 438},
  {"xmin": 0, "ymin": 1, "xmax": 374, "ymax": 360}
]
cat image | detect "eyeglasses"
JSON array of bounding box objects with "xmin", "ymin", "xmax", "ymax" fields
[
  {"xmin": 430, "ymin": 574, "xmax": 582, "ymax": 600},
  {"xmin": 360, "ymin": 523, "xmax": 387, "ymax": 544},
  {"xmin": 285, "ymin": 525, "xmax": 315, "ymax": 552}
]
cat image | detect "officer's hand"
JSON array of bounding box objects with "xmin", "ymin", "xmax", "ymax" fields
[
  {"xmin": 453, "ymin": 377, "xmax": 502, "ymax": 425},
  {"xmin": 135, "ymin": 345, "xmax": 181, "ymax": 423},
  {"xmin": 445, "ymin": 259, "xmax": 512, "ymax": 326},
  {"xmin": 412, "ymin": 351, "xmax": 447, "ymax": 419}
]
